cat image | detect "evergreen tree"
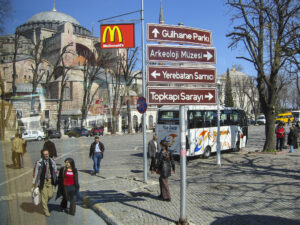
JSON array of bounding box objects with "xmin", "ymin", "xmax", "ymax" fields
[{"xmin": 225, "ymin": 68, "xmax": 234, "ymax": 107}]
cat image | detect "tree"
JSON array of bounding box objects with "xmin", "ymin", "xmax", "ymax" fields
[
  {"xmin": 80, "ymin": 50, "xmax": 115, "ymax": 129},
  {"xmin": 226, "ymin": 0, "xmax": 300, "ymax": 151},
  {"xmin": 118, "ymin": 48, "xmax": 141, "ymax": 134},
  {"xmin": 224, "ymin": 68, "xmax": 234, "ymax": 107},
  {"xmin": 0, "ymin": 73, "xmax": 13, "ymax": 140},
  {"xmin": 53, "ymin": 44, "xmax": 74, "ymax": 131}
]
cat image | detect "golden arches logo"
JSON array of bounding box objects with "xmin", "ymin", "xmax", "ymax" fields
[{"xmin": 102, "ymin": 26, "xmax": 123, "ymax": 43}]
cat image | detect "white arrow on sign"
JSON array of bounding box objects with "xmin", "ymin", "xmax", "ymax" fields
[
  {"xmin": 205, "ymin": 92, "xmax": 214, "ymax": 101},
  {"xmin": 152, "ymin": 28, "xmax": 160, "ymax": 38},
  {"xmin": 203, "ymin": 51, "xmax": 213, "ymax": 61},
  {"xmin": 151, "ymin": 70, "xmax": 161, "ymax": 79}
]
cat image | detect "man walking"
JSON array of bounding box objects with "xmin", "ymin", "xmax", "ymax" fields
[
  {"xmin": 43, "ymin": 137, "xmax": 57, "ymax": 159},
  {"xmin": 89, "ymin": 136, "xmax": 105, "ymax": 175},
  {"xmin": 32, "ymin": 149, "xmax": 57, "ymax": 216},
  {"xmin": 148, "ymin": 133, "xmax": 158, "ymax": 174},
  {"xmin": 12, "ymin": 133, "xmax": 26, "ymax": 168}
]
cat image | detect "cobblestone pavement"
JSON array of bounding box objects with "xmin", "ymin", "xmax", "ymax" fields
[{"xmin": 82, "ymin": 148, "xmax": 300, "ymax": 225}]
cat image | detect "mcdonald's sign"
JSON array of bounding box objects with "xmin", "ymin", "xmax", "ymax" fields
[{"xmin": 100, "ymin": 24, "xmax": 135, "ymax": 49}]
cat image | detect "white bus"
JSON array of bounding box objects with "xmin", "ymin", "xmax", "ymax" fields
[
  {"xmin": 156, "ymin": 105, "xmax": 248, "ymax": 158},
  {"xmin": 291, "ymin": 110, "xmax": 300, "ymax": 122}
]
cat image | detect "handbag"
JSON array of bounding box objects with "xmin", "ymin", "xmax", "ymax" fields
[{"xmin": 31, "ymin": 187, "xmax": 40, "ymax": 205}]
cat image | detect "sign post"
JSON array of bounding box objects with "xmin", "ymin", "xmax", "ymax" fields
[{"xmin": 146, "ymin": 22, "xmax": 217, "ymax": 225}]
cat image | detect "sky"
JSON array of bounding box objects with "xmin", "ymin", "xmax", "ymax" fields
[{"xmin": 4, "ymin": 0, "xmax": 256, "ymax": 76}]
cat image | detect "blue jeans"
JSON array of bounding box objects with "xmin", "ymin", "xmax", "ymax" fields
[
  {"xmin": 289, "ymin": 145, "xmax": 294, "ymax": 153},
  {"xmin": 93, "ymin": 152, "xmax": 102, "ymax": 173}
]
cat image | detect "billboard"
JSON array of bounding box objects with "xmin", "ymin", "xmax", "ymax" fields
[{"xmin": 100, "ymin": 24, "xmax": 135, "ymax": 49}]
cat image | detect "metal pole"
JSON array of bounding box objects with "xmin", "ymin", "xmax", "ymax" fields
[
  {"xmin": 141, "ymin": 0, "xmax": 148, "ymax": 183},
  {"xmin": 216, "ymin": 80, "xmax": 221, "ymax": 166},
  {"xmin": 177, "ymin": 22, "xmax": 188, "ymax": 225},
  {"xmin": 179, "ymin": 105, "xmax": 188, "ymax": 224}
]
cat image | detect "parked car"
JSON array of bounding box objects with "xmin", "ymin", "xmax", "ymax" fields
[
  {"xmin": 22, "ymin": 130, "xmax": 45, "ymax": 141},
  {"xmin": 90, "ymin": 127, "xmax": 104, "ymax": 136},
  {"xmin": 66, "ymin": 127, "xmax": 90, "ymax": 137},
  {"xmin": 46, "ymin": 129, "xmax": 61, "ymax": 139},
  {"xmin": 256, "ymin": 115, "xmax": 266, "ymax": 125}
]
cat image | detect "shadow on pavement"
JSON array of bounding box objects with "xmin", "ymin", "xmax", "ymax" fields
[
  {"xmin": 121, "ymin": 201, "xmax": 177, "ymax": 224},
  {"xmin": 20, "ymin": 202, "xmax": 44, "ymax": 215},
  {"xmin": 81, "ymin": 189, "xmax": 145, "ymax": 204},
  {"xmin": 211, "ymin": 214, "xmax": 300, "ymax": 225}
]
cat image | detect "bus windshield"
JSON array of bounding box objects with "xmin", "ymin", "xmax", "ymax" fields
[{"xmin": 157, "ymin": 110, "xmax": 179, "ymax": 125}]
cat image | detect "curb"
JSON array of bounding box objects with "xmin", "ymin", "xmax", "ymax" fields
[{"xmin": 81, "ymin": 194, "xmax": 124, "ymax": 225}]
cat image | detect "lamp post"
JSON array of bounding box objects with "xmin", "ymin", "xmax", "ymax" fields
[{"xmin": 216, "ymin": 79, "xmax": 221, "ymax": 166}]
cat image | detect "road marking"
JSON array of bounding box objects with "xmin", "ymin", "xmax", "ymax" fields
[{"xmin": 0, "ymin": 191, "xmax": 31, "ymax": 201}]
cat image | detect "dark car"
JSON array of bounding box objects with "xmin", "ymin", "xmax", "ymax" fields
[
  {"xmin": 66, "ymin": 127, "xmax": 90, "ymax": 137},
  {"xmin": 47, "ymin": 129, "xmax": 61, "ymax": 139},
  {"xmin": 90, "ymin": 127, "xmax": 104, "ymax": 136}
]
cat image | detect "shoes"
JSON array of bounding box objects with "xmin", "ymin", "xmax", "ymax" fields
[
  {"xmin": 44, "ymin": 211, "xmax": 50, "ymax": 217},
  {"xmin": 91, "ymin": 172, "xmax": 96, "ymax": 176},
  {"xmin": 163, "ymin": 198, "xmax": 171, "ymax": 202}
]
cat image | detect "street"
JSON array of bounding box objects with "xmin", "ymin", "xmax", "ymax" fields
[{"xmin": 0, "ymin": 125, "xmax": 299, "ymax": 225}]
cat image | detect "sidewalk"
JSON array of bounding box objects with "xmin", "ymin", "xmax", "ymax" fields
[{"xmin": 80, "ymin": 149, "xmax": 300, "ymax": 225}]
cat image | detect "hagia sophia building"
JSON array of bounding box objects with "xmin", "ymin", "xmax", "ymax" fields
[{"xmin": 0, "ymin": 5, "xmax": 153, "ymax": 134}]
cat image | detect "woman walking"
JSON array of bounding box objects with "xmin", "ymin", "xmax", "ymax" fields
[
  {"xmin": 287, "ymin": 127, "xmax": 297, "ymax": 153},
  {"xmin": 156, "ymin": 140, "xmax": 175, "ymax": 201},
  {"xmin": 56, "ymin": 158, "xmax": 79, "ymax": 215}
]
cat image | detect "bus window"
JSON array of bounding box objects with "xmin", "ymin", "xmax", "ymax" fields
[
  {"xmin": 230, "ymin": 110, "xmax": 239, "ymax": 125},
  {"xmin": 157, "ymin": 110, "xmax": 179, "ymax": 125},
  {"xmin": 188, "ymin": 110, "xmax": 204, "ymax": 129}
]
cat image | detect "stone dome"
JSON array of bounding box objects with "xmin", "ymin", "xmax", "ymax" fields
[
  {"xmin": 16, "ymin": 9, "xmax": 91, "ymax": 36},
  {"xmin": 27, "ymin": 11, "xmax": 80, "ymax": 25}
]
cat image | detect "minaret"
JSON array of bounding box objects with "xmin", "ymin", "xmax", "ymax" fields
[
  {"xmin": 52, "ymin": 0, "xmax": 57, "ymax": 11},
  {"xmin": 159, "ymin": 0, "xmax": 164, "ymax": 24}
]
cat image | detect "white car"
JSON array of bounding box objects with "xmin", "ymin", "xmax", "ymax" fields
[
  {"xmin": 256, "ymin": 115, "xmax": 266, "ymax": 125},
  {"xmin": 22, "ymin": 130, "xmax": 45, "ymax": 141}
]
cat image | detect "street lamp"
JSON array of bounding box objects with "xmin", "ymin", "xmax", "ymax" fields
[{"xmin": 216, "ymin": 79, "xmax": 221, "ymax": 166}]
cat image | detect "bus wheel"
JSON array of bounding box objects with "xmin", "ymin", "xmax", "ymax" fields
[{"xmin": 203, "ymin": 146, "xmax": 211, "ymax": 159}]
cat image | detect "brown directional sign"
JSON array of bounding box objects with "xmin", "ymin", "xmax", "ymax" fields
[
  {"xmin": 147, "ymin": 23, "xmax": 212, "ymax": 46},
  {"xmin": 147, "ymin": 87, "xmax": 216, "ymax": 105},
  {"xmin": 147, "ymin": 66, "xmax": 216, "ymax": 84},
  {"xmin": 147, "ymin": 44, "xmax": 216, "ymax": 64}
]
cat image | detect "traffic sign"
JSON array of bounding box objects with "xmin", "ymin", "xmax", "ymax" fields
[
  {"xmin": 147, "ymin": 87, "xmax": 216, "ymax": 105},
  {"xmin": 147, "ymin": 23, "xmax": 212, "ymax": 46},
  {"xmin": 147, "ymin": 65, "xmax": 216, "ymax": 84},
  {"xmin": 137, "ymin": 97, "xmax": 147, "ymax": 113},
  {"xmin": 147, "ymin": 44, "xmax": 216, "ymax": 64}
]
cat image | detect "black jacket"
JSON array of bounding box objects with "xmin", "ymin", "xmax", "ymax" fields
[
  {"xmin": 156, "ymin": 151, "xmax": 175, "ymax": 178},
  {"xmin": 288, "ymin": 130, "xmax": 298, "ymax": 148},
  {"xmin": 56, "ymin": 167, "xmax": 79, "ymax": 200},
  {"xmin": 89, "ymin": 141, "xmax": 105, "ymax": 158}
]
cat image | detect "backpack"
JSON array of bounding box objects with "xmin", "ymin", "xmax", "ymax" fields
[{"xmin": 276, "ymin": 127, "xmax": 284, "ymax": 138}]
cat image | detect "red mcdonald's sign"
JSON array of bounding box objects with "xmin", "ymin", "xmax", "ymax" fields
[{"xmin": 100, "ymin": 24, "xmax": 135, "ymax": 49}]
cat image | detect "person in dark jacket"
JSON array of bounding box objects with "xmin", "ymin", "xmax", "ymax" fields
[
  {"xmin": 89, "ymin": 136, "xmax": 105, "ymax": 175},
  {"xmin": 148, "ymin": 133, "xmax": 158, "ymax": 173},
  {"xmin": 287, "ymin": 127, "xmax": 297, "ymax": 153},
  {"xmin": 56, "ymin": 158, "xmax": 79, "ymax": 215},
  {"xmin": 32, "ymin": 149, "xmax": 57, "ymax": 217},
  {"xmin": 43, "ymin": 137, "xmax": 57, "ymax": 159},
  {"xmin": 156, "ymin": 140, "xmax": 175, "ymax": 201}
]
